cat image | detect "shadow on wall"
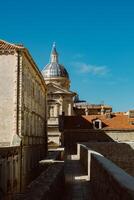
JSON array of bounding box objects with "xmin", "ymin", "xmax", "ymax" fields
[
  {"xmin": 90, "ymin": 152, "xmax": 134, "ymax": 200},
  {"xmin": 59, "ymin": 115, "xmax": 109, "ymax": 130},
  {"xmin": 89, "ymin": 144, "xmax": 134, "ymax": 200},
  {"xmin": 86, "ymin": 142, "xmax": 134, "ymax": 177},
  {"xmin": 0, "ymin": 188, "xmax": 4, "ymax": 200},
  {"xmin": 78, "ymin": 142, "xmax": 134, "ymax": 199},
  {"xmin": 59, "ymin": 116, "xmax": 115, "ymax": 154}
]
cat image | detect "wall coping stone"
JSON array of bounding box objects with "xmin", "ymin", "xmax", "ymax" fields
[
  {"xmin": 78, "ymin": 143, "xmax": 134, "ymax": 197},
  {"xmin": 92, "ymin": 153, "xmax": 134, "ymax": 191},
  {"xmin": 15, "ymin": 163, "xmax": 64, "ymax": 200}
]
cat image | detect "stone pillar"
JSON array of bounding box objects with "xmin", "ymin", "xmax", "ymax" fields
[
  {"xmin": 56, "ymin": 104, "xmax": 59, "ymax": 117},
  {"xmin": 68, "ymin": 103, "xmax": 72, "ymax": 116},
  {"xmin": 85, "ymin": 107, "xmax": 88, "ymax": 116}
]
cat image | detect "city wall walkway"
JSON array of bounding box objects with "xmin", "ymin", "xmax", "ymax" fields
[
  {"xmin": 62, "ymin": 154, "xmax": 94, "ymax": 200},
  {"xmin": 14, "ymin": 150, "xmax": 94, "ymax": 200}
]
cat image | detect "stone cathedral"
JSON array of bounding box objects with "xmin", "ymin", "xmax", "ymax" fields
[{"xmin": 42, "ymin": 43, "xmax": 76, "ymax": 146}]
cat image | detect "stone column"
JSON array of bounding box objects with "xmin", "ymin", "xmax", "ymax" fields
[
  {"xmin": 85, "ymin": 107, "xmax": 88, "ymax": 116},
  {"xmin": 68, "ymin": 103, "xmax": 72, "ymax": 116}
]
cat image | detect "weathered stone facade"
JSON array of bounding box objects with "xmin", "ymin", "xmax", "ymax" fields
[
  {"xmin": 0, "ymin": 40, "xmax": 47, "ymax": 199},
  {"xmin": 0, "ymin": 147, "xmax": 21, "ymax": 199},
  {"xmin": 0, "ymin": 52, "xmax": 19, "ymax": 146}
]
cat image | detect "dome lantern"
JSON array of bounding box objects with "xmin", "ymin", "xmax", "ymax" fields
[{"xmin": 50, "ymin": 42, "xmax": 59, "ymax": 63}]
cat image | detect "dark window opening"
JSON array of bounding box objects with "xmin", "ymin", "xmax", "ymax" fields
[{"xmin": 95, "ymin": 121, "xmax": 100, "ymax": 129}]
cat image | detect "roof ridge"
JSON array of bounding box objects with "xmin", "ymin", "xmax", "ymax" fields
[{"xmin": 0, "ymin": 39, "xmax": 24, "ymax": 50}]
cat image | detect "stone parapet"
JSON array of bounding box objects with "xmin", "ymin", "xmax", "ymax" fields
[
  {"xmin": 91, "ymin": 153, "xmax": 134, "ymax": 200},
  {"xmin": 78, "ymin": 143, "xmax": 134, "ymax": 200},
  {"xmin": 79, "ymin": 142, "xmax": 134, "ymax": 176},
  {"xmin": 15, "ymin": 163, "xmax": 64, "ymax": 200}
]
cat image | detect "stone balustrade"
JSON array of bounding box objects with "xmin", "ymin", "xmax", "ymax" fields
[{"xmin": 48, "ymin": 117, "xmax": 59, "ymax": 125}]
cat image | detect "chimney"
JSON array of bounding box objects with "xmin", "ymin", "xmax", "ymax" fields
[
  {"xmin": 85, "ymin": 106, "xmax": 88, "ymax": 116},
  {"xmin": 128, "ymin": 110, "xmax": 134, "ymax": 118},
  {"xmin": 101, "ymin": 105, "xmax": 105, "ymax": 115},
  {"xmin": 105, "ymin": 110, "xmax": 112, "ymax": 118}
]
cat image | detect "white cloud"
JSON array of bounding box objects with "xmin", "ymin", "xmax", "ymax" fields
[
  {"xmin": 72, "ymin": 62, "xmax": 109, "ymax": 76},
  {"xmin": 73, "ymin": 54, "xmax": 84, "ymax": 59}
]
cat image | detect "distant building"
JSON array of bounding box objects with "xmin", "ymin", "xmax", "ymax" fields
[
  {"xmin": 59, "ymin": 111, "xmax": 134, "ymax": 151},
  {"xmin": 0, "ymin": 40, "xmax": 47, "ymax": 198},
  {"xmin": 42, "ymin": 43, "xmax": 76, "ymax": 147},
  {"xmin": 73, "ymin": 95, "xmax": 112, "ymax": 116},
  {"xmin": 74, "ymin": 102, "xmax": 112, "ymax": 116}
]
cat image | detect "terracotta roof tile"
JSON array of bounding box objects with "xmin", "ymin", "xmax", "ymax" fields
[
  {"xmin": 0, "ymin": 40, "xmax": 24, "ymax": 51},
  {"xmin": 63, "ymin": 114, "xmax": 134, "ymax": 130},
  {"xmin": 83, "ymin": 114, "xmax": 134, "ymax": 130}
]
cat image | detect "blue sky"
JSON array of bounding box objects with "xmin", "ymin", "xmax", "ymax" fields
[{"xmin": 1, "ymin": 0, "xmax": 134, "ymax": 111}]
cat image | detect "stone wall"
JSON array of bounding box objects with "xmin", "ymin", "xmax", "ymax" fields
[
  {"xmin": 62, "ymin": 129, "xmax": 134, "ymax": 154},
  {"xmin": 18, "ymin": 51, "xmax": 47, "ymax": 191},
  {"xmin": 15, "ymin": 163, "xmax": 64, "ymax": 200},
  {"xmin": 0, "ymin": 47, "xmax": 48, "ymax": 198},
  {"xmin": 0, "ymin": 49, "xmax": 47, "ymax": 147},
  {"xmin": 21, "ymin": 145, "xmax": 46, "ymax": 190},
  {"xmin": 20, "ymin": 52, "xmax": 48, "ymax": 189},
  {"xmin": 91, "ymin": 153, "xmax": 134, "ymax": 200},
  {"xmin": 81, "ymin": 142, "xmax": 134, "ymax": 176},
  {"xmin": 78, "ymin": 144, "xmax": 134, "ymax": 200},
  {"xmin": 62, "ymin": 129, "xmax": 113, "ymax": 154},
  {"xmin": 22, "ymin": 53, "xmax": 47, "ymax": 141},
  {"xmin": 0, "ymin": 146, "xmax": 21, "ymax": 200},
  {"xmin": 0, "ymin": 53, "xmax": 18, "ymax": 146}
]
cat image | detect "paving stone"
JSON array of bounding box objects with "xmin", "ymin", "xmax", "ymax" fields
[{"xmin": 62, "ymin": 154, "xmax": 94, "ymax": 200}]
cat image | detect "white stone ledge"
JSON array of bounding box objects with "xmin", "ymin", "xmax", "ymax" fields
[{"xmin": 78, "ymin": 143, "xmax": 134, "ymax": 198}]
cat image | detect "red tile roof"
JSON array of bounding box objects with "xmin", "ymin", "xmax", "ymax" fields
[
  {"xmin": 83, "ymin": 114, "xmax": 134, "ymax": 130},
  {"xmin": 63, "ymin": 113, "xmax": 134, "ymax": 130},
  {"xmin": 0, "ymin": 40, "xmax": 24, "ymax": 50}
]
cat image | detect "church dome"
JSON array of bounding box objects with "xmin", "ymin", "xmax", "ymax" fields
[
  {"xmin": 42, "ymin": 43, "xmax": 69, "ymax": 79},
  {"xmin": 42, "ymin": 63, "xmax": 69, "ymax": 79}
]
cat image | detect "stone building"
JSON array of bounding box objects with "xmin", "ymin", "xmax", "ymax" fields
[
  {"xmin": 0, "ymin": 40, "xmax": 47, "ymax": 199},
  {"xmin": 73, "ymin": 95, "xmax": 112, "ymax": 115},
  {"xmin": 59, "ymin": 111, "xmax": 134, "ymax": 152},
  {"xmin": 42, "ymin": 43, "xmax": 76, "ymax": 147},
  {"xmin": 74, "ymin": 102, "xmax": 112, "ymax": 116}
]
